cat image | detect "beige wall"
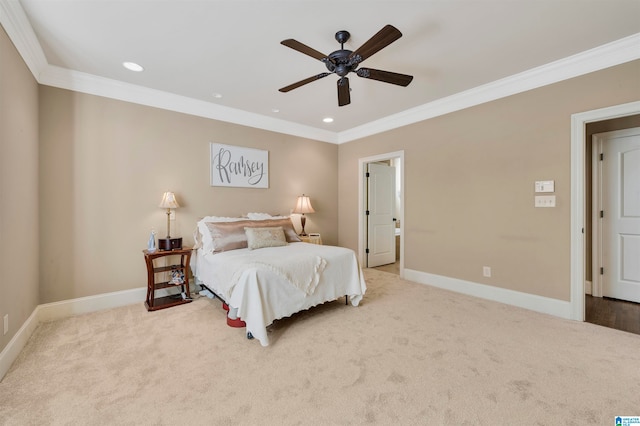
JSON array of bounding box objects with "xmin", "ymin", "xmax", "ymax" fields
[
  {"xmin": 339, "ymin": 60, "xmax": 640, "ymax": 301},
  {"xmin": 39, "ymin": 87, "xmax": 338, "ymax": 303},
  {"xmin": 0, "ymin": 26, "xmax": 39, "ymax": 352},
  {"xmin": 3, "ymin": 16, "xmax": 639, "ymax": 353}
]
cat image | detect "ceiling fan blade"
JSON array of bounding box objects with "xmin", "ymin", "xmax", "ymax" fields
[
  {"xmin": 356, "ymin": 68, "xmax": 413, "ymax": 86},
  {"xmin": 279, "ymin": 73, "xmax": 331, "ymax": 92},
  {"xmin": 281, "ymin": 39, "xmax": 328, "ymax": 61},
  {"xmin": 337, "ymin": 77, "xmax": 351, "ymax": 107},
  {"xmin": 348, "ymin": 24, "xmax": 402, "ymax": 64}
]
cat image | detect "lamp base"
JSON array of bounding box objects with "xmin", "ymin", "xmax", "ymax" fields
[
  {"xmin": 299, "ymin": 214, "xmax": 307, "ymax": 236},
  {"xmin": 158, "ymin": 237, "xmax": 182, "ymax": 251}
]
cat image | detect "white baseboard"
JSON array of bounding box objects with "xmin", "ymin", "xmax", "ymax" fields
[
  {"xmin": 403, "ymin": 269, "xmax": 573, "ymax": 319},
  {"xmin": 0, "ymin": 286, "xmax": 148, "ymax": 382},
  {"xmin": 37, "ymin": 287, "xmax": 147, "ymax": 322},
  {"xmin": 0, "ymin": 308, "xmax": 39, "ymax": 383},
  {"xmin": 585, "ymin": 280, "xmax": 593, "ymax": 295}
]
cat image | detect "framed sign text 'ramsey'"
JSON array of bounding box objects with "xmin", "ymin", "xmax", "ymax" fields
[{"xmin": 210, "ymin": 143, "xmax": 269, "ymax": 188}]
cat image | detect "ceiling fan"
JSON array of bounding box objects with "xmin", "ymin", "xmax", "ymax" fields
[{"xmin": 279, "ymin": 24, "xmax": 413, "ymax": 107}]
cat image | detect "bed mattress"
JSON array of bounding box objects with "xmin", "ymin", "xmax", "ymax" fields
[{"xmin": 191, "ymin": 242, "xmax": 366, "ymax": 346}]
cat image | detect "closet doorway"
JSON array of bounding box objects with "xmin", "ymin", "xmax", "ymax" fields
[
  {"xmin": 585, "ymin": 125, "xmax": 640, "ymax": 334},
  {"xmin": 572, "ymin": 102, "xmax": 640, "ymax": 327},
  {"xmin": 358, "ymin": 151, "xmax": 404, "ymax": 277}
]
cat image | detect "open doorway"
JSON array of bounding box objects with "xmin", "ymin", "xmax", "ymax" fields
[
  {"xmin": 358, "ymin": 151, "xmax": 404, "ymax": 277},
  {"xmin": 571, "ymin": 102, "xmax": 640, "ymax": 325},
  {"xmin": 586, "ymin": 125, "xmax": 640, "ymax": 335},
  {"xmin": 590, "ymin": 127, "xmax": 640, "ymax": 302}
]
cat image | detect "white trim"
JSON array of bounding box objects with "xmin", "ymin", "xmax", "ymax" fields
[
  {"xmin": 37, "ymin": 287, "xmax": 147, "ymax": 322},
  {"xmin": 1, "ymin": 0, "xmax": 638, "ymax": 144},
  {"xmin": 0, "ymin": 0, "xmax": 48, "ymax": 78},
  {"xmin": 0, "ymin": 286, "xmax": 147, "ymax": 382},
  {"xmin": 338, "ymin": 33, "xmax": 640, "ymax": 144},
  {"xmin": 592, "ymin": 135, "xmax": 603, "ymax": 298},
  {"xmin": 0, "ymin": 308, "xmax": 39, "ymax": 383},
  {"xmin": 404, "ymin": 269, "xmax": 572, "ymax": 319},
  {"xmin": 38, "ymin": 66, "xmax": 339, "ymax": 144},
  {"xmin": 358, "ymin": 151, "xmax": 405, "ymax": 278},
  {"xmin": 570, "ymin": 101, "xmax": 640, "ymax": 322},
  {"xmin": 590, "ymin": 127, "xmax": 640, "ymax": 301},
  {"xmin": 585, "ymin": 280, "xmax": 593, "ymax": 296}
]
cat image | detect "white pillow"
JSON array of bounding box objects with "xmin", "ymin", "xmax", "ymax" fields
[
  {"xmin": 247, "ymin": 212, "xmax": 289, "ymax": 220},
  {"xmin": 197, "ymin": 216, "xmax": 245, "ymax": 253},
  {"xmin": 244, "ymin": 227, "xmax": 288, "ymax": 250}
]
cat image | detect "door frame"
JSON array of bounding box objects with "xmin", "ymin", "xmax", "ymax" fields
[
  {"xmin": 592, "ymin": 128, "xmax": 640, "ymax": 301},
  {"xmin": 358, "ymin": 150, "xmax": 404, "ymax": 277},
  {"xmin": 591, "ymin": 133, "xmax": 604, "ymax": 298},
  {"xmin": 366, "ymin": 162, "xmax": 397, "ymax": 268},
  {"xmin": 570, "ymin": 101, "xmax": 640, "ymax": 321}
]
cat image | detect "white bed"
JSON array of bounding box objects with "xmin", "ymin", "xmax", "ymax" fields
[{"xmin": 190, "ymin": 216, "xmax": 366, "ymax": 346}]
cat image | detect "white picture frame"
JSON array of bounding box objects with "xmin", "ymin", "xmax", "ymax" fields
[{"xmin": 210, "ymin": 143, "xmax": 269, "ymax": 188}]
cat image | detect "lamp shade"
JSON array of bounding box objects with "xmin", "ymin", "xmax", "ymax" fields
[
  {"xmin": 293, "ymin": 195, "xmax": 315, "ymax": 214},
  {"xmin": 159, "ymin": 192, "xmax": 180, "ymax": 209}
]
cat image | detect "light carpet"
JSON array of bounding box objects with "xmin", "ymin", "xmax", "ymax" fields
[{"xmin": 1, "ymin": 269, "xmax": 639, "ymax": 425}]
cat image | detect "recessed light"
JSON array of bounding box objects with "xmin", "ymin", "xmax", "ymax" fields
[
  {"xmin": 323, "ymin": 117, "xmax": 334, "ymax": 123},
  {"xmin": 271, "ymin": 108, "xmax": 280, "ymax": 113},
  {"xmin": 122, "ymin": 61, "xmax": 144, "ymax": 72},
  {"xmin": 212, "ymin": 93, "xmax": 223, "ymax": 99}
]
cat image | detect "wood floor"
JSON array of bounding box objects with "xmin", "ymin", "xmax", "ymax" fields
[{"xmin": 585, "ymin": 295, "xmax": 640, "ymax": 335}]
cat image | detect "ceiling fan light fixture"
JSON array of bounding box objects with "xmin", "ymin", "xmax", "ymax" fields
[
  {"xmin": 122, "ymin": 61, "xmax": 144, "ymax": 72},
  {"xmin": 279, "ymin": 25, "xmax": 412, "ymax": 107}
]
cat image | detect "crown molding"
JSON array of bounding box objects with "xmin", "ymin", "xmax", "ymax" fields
[
  {"xmin": 39, "ymin": 65, "xmax": 339, "ymax": 143},
  {"xmin": 0, "ymin": 0, "xmax": 47, "ymax": 78},
  {"xmin": 2, "ymin": 0, "xmax": 638, "ymax": 145},
  {"xmin": 337, "ymin": 32, "xmax": 640, "ymax": 144}
]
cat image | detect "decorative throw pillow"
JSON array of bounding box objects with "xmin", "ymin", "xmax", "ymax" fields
[
  {"xmin": 205, "ymin": 220, "xmax": 252, "ymax": 253},
  {"xmin": 258, "ymin": 218, "xmax": 302, "ymax": 243},
  {"xmin": 245, "ymin": 227, "xmax": 288, "ymax": 250},
  {"xmin": 197, "ymin": 216, "xmax": 246, "ymax": 253},
  {"xmin": 204, "ymin": 217, "xmax": 301, "ymax": 253}
]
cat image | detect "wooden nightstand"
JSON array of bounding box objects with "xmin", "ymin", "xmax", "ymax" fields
[
  {"xmin": 299, "ymin": 233, "xmax": 322, "ymax": 245},
  {"xmin": 143, "ymin": 248, "xmax": 192, "ymax": 311}
]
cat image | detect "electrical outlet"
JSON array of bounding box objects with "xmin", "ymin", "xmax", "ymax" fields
[
  {"xmin": 3, "ymin": 314, "xmax": 8, "ymax": 335},
  {"xmin": 483, "ymin": 266, "xmax": 492, "ymax": 277}
]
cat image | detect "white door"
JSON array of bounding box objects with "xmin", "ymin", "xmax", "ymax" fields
[
  {"xmin": 600, "ymin": 128, "xmax": 640, "ymax": 303},
  {"xmin": 367, "ymin": 162, "xmax": 396, "ymax": 267}
]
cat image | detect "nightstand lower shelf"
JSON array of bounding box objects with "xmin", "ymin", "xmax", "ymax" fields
[{"xmin": 145, "ymin": 294, "xmax": 191, "ymax": 311}]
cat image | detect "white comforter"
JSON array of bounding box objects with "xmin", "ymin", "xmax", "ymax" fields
[{"xmin": 191, "ymin": 242, "xmax": 366, "ymax": 346}]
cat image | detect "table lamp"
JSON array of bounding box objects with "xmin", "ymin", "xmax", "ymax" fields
[
  {"xmin": 293, "ymin": 194, "xmax": 315, "ymax": 236},
  {"xmin": 158, "ymin": 191, "xmax": 182, "ymax": 250}
]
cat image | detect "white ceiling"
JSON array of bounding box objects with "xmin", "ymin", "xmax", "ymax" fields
[{"xmin": 2, "ymin": 0, "xmax": 639, "ymax": 143}]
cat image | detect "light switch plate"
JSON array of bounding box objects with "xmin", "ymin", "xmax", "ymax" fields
[
  {"xmin": 535, "ymin": 195, "xmax": 556, "ymax": 207},
  {"xmin": 535, "ymin": 180, "xmax": 555, "ymax": 193}
]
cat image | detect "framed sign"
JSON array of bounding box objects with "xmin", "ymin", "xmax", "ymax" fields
[{"xmin": 210, "ymin": 143, "xmax": 269, "ymax": 188}]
